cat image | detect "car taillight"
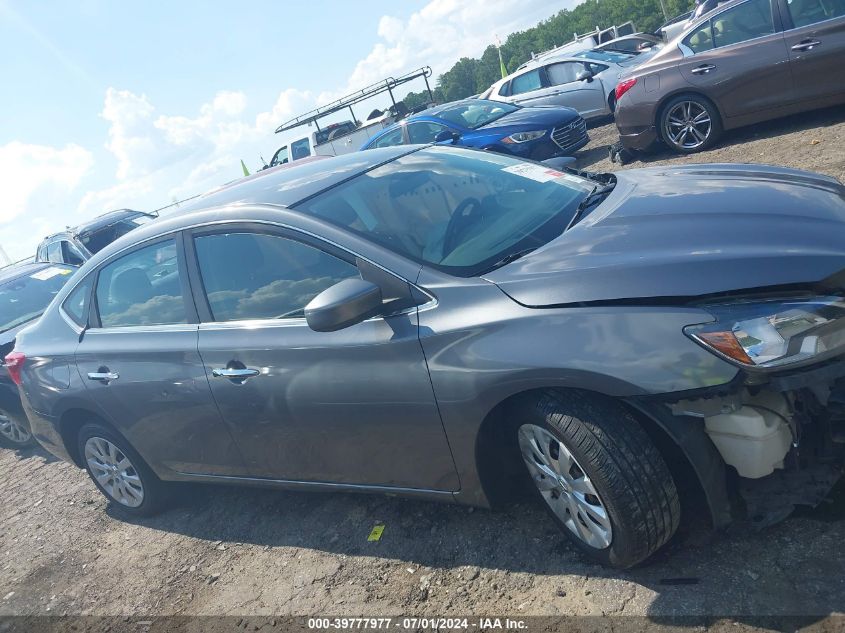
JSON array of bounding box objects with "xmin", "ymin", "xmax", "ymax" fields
[
  {"xmin": 615, "ymin": 77, "xmax": 638, "ymax": 101},
  {"xmin": 4, "ymin": 352, "xmax": 26, "ymax": 386}
]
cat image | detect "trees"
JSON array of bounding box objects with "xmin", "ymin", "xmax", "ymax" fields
[{"xmin": 400, "ymin": 0, "xmax": 693, "ymax": 107}]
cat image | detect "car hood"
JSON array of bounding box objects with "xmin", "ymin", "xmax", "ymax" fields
[
  {"xmin": 476, "ymin": 106, "xmax": 580, "ymax": 131},
  {"xmin": 484, "ymin": 164, "xmax": 845, "ymax": 307}
]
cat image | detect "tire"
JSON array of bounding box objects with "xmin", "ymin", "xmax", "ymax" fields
[
  {"xmin": 513, "ymin": 390, "xmax": 680, "ymax": 568},
  {"xmin": 659, "ymin": 94, "xmax": 722, "ymax": 154},
  {"xmin": 77, "ymin": 422, "xmax": 169, "ymax": 517},
  {"xmin": 0, "ymin": 411, "xmax": 35, "ymax": 449}
]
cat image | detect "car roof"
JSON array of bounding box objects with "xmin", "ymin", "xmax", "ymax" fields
[
  {"xmin": 0, "ymin": 261, "xmax": 73, "ymax": 286},
  {"xmin": 175, "ymin": 146, "xmax": 414, "ymax": 215}
]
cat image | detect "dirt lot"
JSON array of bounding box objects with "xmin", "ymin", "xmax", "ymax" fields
[{"xmin": 2, "ymin": 106, "xmax": 845, "ymax": 630}]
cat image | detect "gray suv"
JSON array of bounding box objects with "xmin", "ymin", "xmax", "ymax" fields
[{"xmin": 11, "ymin": 146, "xmax": 845, "ymax": 568}]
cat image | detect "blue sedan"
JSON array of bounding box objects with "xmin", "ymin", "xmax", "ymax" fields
[{"xmin": 361, "ymin": 99, "xmax": 588, "ymax": 160}]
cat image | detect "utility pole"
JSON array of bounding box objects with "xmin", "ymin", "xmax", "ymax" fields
[{"xmin": 658, "ymin": 0, "xmax": 670, "ymax": 20}]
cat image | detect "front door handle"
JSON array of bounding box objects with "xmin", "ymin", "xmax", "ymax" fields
[
  {"xmin": 691, "ymin": 64, "xmax": 716, "ymax": 75},
  {"xmin": 791, "ymin": 39, "xmax": 821, "ymax": 52},
  {"xmin": 212, "ymin": 368, "xmax": 260, "ymax": 379},
  {"xmin": 88, "ymin": 371, "xmax": 119, "ymax": 382}
]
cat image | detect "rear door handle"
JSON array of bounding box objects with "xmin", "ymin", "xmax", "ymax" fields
[
  {"xmin": 691, "ymin": 64, "xmax": 716, "ymax": 75},
  {"xmin": 88, "ymin": 371, "xmax": 119, "ymax": 382},
  {"xmin": 212, "ymin": 368, "xmax": 260, "ymax": 379},
  {"xmin": 791, "ymin": 39, "xmax": 821, "ymax": 51}
]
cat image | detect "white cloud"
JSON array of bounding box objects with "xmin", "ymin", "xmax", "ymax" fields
[
  {"xmin": 2, "ymin": 0, "xmax": 569, "ymax": 262},
  {"xmin": 0, "ymin": 141, "xmax": 93, "ymax": 225},
  {"xmin": 344, "ymin": 0, "xmax": 568, "ymax": 92}
]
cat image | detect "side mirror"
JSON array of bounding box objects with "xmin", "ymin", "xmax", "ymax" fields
[
  {"xmin": 434, "ymin": 130, "xmax": 461, "ymax": 144},
  {"xmin": 305, "ymin": 278, "xmax": 383, "ymax": 332},
  {"xmin": 576, "ymin": 70, "xmax": 594, "ymax": 82}
]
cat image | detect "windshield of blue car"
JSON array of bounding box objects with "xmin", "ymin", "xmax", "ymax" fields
[
  {"xmin": 296, "ymin": 146, "xmax": 595, "ymax": 277},
  {"xmin": 435, "ymin": 100, "xmax": 518, "ymax": 129},
  {"xmin": 0, "ymin": 266, "xmax": 74, "ymax": 334},
  {"xmin": 573, "ymin": 49, "xmax": 635, "ymax": 63}
]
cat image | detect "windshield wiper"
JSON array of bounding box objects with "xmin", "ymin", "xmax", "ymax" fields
[
  {"xmin": 484, "ymin": 247, "xmax": 538, "ymax": 273},
  {"xmin": 565, "ymin": 182, "xmax": 616, "ymax": 232}
]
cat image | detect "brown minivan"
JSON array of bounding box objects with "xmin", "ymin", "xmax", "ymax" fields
[{"xmin": 614, "ymin": 0, "xmax": 845, "ymax": 153}]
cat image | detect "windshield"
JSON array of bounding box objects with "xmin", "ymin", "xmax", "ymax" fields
[
  {"xmin": 435, "ymin": 100, "xmax": 518, "ymax": 129},
  {"xmin": 81, "ymin": 215, "xmax": 154, "ymax": 254},
  {"xmin": 0, "ymin": 266, "xmax": 74, "ymax": 334},
  {"xmin": 573, "ymin": 49, "xmax": 635, "ymax": 63},
  {"xmin": 295, "ymin": 147, "xmax": 594, "ymax": 277}
]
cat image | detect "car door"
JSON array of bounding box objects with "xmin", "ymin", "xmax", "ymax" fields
[
  {"xmin": 678, "ymin": 0, "xmax": 794, "ymax": 119},
  {"xmin": 779, "ymin": 0, "xmax": 845, "ymax": 102},
  {"xmin": 186, "ymin": 224, "xmax": 459, "ymax": 490},
  {"xmin": 544, "ymin": 61, "xmax": 608, "ymax": 117},
  {"xmin": 75, "ymin": 235, "xmax": 247, "ymax": 477}
]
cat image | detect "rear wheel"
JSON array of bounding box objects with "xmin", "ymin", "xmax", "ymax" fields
[
  {"xmin": 77, "ymin": 423, "xmax": 169, "ymax": 517},
  {"xmin": 0, "ymin": 412, "xmax": 34, "ymax": 448},
  {"xmin": 514, "ymin": 390, "xmax": 680, "ymax": 568},
  {"xmin": 659, "ymin": 94, "xmax": 721, "ymax": 153}
]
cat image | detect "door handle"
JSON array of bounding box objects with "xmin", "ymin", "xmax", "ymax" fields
[
  {"xmin": 88, "ymin": 371, "xmax": 119, "ymax": 382},
  {"xmin": 691, "ymin": 64, "xmax": 716, "ymax": 75},
  {"xmin": 791, "ymin": 39, "xmax": 820, "ymax": 51},
  {"xmin": 212, "ymin": 368, "xmax": 260, "ymax": 379}
]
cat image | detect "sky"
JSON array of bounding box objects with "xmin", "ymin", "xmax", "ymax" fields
[{"xmin": 0, "ymin": 0, "xmax": 576, "ymax": 262}]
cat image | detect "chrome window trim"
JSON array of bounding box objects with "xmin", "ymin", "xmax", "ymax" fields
[
  {"xmin": 86, "ymin": 324, "xmax": 198, "ymax": 335},
  {"xmin": 783, "ymin": 11, "xmax": 845, "ymax": 30}
]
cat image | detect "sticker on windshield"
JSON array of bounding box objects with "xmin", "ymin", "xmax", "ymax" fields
[
  {"xmin": 30, "ymin": 267, "xmax": 72, "ymax": 281},
  {"xmin": 502, "ymin": 163, "xmax": 570, "ymax": 183}
]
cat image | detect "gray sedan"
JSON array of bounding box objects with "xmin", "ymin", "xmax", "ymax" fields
[{"xmin": 10, "ymin": 146, "xmax": 845, "ymax": 568}]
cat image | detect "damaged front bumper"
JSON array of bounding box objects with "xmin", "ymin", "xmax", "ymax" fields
[{"xmin": 632, "ymin": 359, "xmax": 845, "ymax": 530}]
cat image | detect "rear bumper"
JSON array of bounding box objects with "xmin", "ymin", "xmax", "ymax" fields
[{"xmin": 619, "ymin": 124, "xmax": 659, "ymax": 151}]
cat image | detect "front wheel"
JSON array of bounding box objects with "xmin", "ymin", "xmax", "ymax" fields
[
  {"xmin": 0, "ymin": 411, "xmax": 35, "ymax": 448},
  {"xmin": 659, "ymin": 95, "xmax": 722, "ymax": 153},
  {"xmin": 514, "ymin": 391, "xmax": 680, "ymax": 568},
  {"xmin": 77, "ymin": 423, "xmax": 169, "ymax": 517}
]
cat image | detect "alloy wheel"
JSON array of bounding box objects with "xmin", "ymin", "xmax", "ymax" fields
[
  {"xmin": 84, "ymin": 436, "xmax": 145, "ymax": 508},
  {"xmin": 518, "ymin": 423, "xmax": 612, "ymax": 549},
  {"xmin": 0, "ymin": 412, "xmax": 32, "ymax": 445},
  {"xmin": 665, "ymin": 100, "xmax": 712, "ymax": 150}
]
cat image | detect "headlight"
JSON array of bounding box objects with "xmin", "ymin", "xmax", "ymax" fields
[
  {"xmin": 685, "ymin": 296, "xmax": 845, "ymax": 369},
  {"xmin": 502, "ymin": 130, "xmax": 546, "ymax": 144}
]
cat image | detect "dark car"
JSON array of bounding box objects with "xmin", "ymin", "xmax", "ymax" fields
[
  {"xmin": 35, "ymin": 209, "xmax": 156, "ymax": 266},
  {"xmin": 1, "ymin": 262, "xmax": 75, "ymax": 447},
  {"xmin": 614, "ymin": 0, "xmax": 845, "ymax": 154},
  {"xmin": 11, "ymin": 146, "xmax": 845, "ymax": 568},
  {"xmin": 362, "ymin": 99, "xmax": 588, "ymax": 160}
]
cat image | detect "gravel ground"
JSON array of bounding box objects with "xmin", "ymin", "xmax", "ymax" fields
[{"xmin": 2, "ymin": 107, "xmax": 845, "ymax": 629}]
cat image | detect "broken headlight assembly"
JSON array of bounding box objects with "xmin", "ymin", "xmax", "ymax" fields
[{"xmin": 685, "ymin": 296, "xmax": 845, "ymax": 370}]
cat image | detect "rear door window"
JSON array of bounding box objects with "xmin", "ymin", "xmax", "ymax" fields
[
  {"xmin": 95, "ymin": 239, "xmax": 186, "ymax": 328},
  {"xmin": 510, "ymin": 69, "xmax": 543, "ymax": 95},
  {"xmin": 786, "ymin": 0, "xmax": 845, "ymax": 26},
  {"xmin": 193, "ymin": 232, "xmax": 359, "ymax": 322},
  {"xmin": 712, "ymin": 0, "xmax": 775, "ymax": 46}
]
